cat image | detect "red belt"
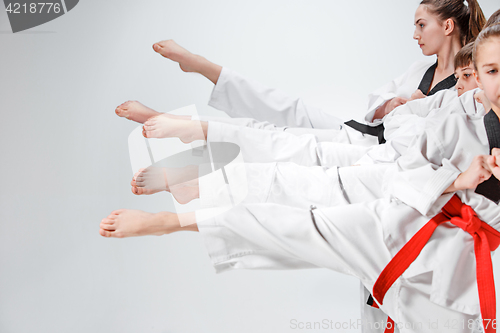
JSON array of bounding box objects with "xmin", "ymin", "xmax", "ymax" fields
[{"xmin": 372, "ymin": 194, "xmax": 500, "ymax": 333}]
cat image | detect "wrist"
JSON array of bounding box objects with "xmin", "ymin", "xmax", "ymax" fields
[{"xmin": 453, "ymin": 173, "xmax": 467, "ymax": 191}]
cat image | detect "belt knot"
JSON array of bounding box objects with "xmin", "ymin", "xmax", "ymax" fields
[{"xmin": 449, "ymin": 205, "xmax": 481, "ymax": 235}]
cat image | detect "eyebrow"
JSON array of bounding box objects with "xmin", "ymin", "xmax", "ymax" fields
[
  {"xmin": 482, "ymin": 63, "xmax": 498, "ymax": 68},
  {"xmin": 415, "ymin": 18, "xmax": 425, "ymax": 25}
]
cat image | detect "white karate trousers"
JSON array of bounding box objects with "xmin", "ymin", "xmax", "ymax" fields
[{"xmin": 196, "ymin": 162, "xmax": 481, "ymax": 333}]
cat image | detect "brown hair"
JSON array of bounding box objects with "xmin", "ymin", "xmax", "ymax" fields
[
  {"xmin": 472, "ymin": 23, "xmax": 500, "ymax": 70},
  {"xmin": 420, "ymin": 0, "xmax": 486, "ymax": 45},
  {"xmin": 484, "ymin": 9, "xmax": 500, "ymax": 28},
  {"xmin": 454, "ymin": 41, "xmax": 474, "ymax": 69}
]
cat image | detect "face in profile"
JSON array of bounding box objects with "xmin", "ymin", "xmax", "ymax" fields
[
  {"xmin": 475, "ymin": 37, "xmax": 500, "ymax": 112},
  {"xmin": 455, "ymin": 64, "xmax": 478, "ymax": 96},
  {"xmin": 413, "ymin": 5, "xmax": 448, "ymax": 56}
]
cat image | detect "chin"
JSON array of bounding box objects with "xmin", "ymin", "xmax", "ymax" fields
[{"xmin": 420, "ymin": 49, "xmax": 434, "ymax": 56}]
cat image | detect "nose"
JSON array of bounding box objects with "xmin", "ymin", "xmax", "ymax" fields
[
  {"xmin": 455, "ymin": 79, "xmax": 463, "ymax": 92},
  {"xmin": 413, "ymin": 28, "xmax": 419, "ymax": 40}
]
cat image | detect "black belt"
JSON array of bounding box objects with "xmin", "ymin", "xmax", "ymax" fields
[{"xmin": 344, "ymin": 120, "xmax": 386, "ymax": 144}]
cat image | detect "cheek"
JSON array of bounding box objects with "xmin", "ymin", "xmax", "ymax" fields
[
  {"xmin": 422, "ymin": 27, "xmax": 443, "ymax": 52},
  {"xmin": 464, "ymin": 79, "xmax": 478, "ymax": 90},
  {"xmin": 484, "ymin": 81, "xmax": 500, "ymax": 104}
]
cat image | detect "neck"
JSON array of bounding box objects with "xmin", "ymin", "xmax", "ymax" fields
[
  {"xmin": 436, "ymin": 38, "xmax": 463, "ymax": 74},
  {"xmin": 492, "ymin": 106, "xmax": 500, "ymax": 120}
]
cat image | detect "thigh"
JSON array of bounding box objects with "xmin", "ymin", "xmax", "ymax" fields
[{"xmin": 198, "ymin": 199, "xmax": 392, "ymax": 277}]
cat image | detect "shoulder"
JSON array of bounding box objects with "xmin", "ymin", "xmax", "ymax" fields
[
  {"xmin": 405, "ymin": 59, "xmax": 436, "ymax": 73},
  {"xmin": 427, "ymin": 112, "xmax": 481, "ymax": 142}
]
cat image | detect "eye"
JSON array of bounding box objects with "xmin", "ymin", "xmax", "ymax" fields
[
  {"xmin": 419, "ymin": 24, "xmax": 424, "ymax": 28},
  {"xmin": 487, "ymin": 69, "xmax": 498, "ymax": 75},
  {"xmin": 464, "ymin": 74, "xmax": 471, "ymax": 78}
]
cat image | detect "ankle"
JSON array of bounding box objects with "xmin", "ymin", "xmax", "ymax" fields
[
  {"xmin": 191, "ymin": 54, "xmax": 207, "ymax": 73},
  {"xmin": 196, "ymin": 57, "xmax": 222, "ymax": 85},
  {"xmin": 158, "ymin": 211, "xmax": 181, "ymax": 234}
]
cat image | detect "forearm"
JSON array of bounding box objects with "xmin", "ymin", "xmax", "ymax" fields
[
  {"xmin": 444, "ymin": 177, "xmax": 461, "ymax": 193},
  {"xmin": 372, "ymin": 100, "xmax": 390, "ymax": 121}
]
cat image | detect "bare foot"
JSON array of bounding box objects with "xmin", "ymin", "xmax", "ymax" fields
[
  {"xmin": 115, "ymin": 101, "xmax": 161, "ymax": 124},
  {"xmin": 131, "ymin": 167, "xmax": 200, "ymax": 204},
  {"xmin": 99, "ymin": 210, "xmax": 179, "ymax": 238},
  {"xmin": 169, "ymin": 182, "xmax": 199, "ymax": 204},
  {"xmin": 142, "ymin": 116, "xmax": 207, "ymax": 142},
  {"xmin": 131, "ymin": 168, "xmax": 166, "ymax": 195},
  {"xmin": 152, "ymin": 40, "xmax": 205, "ymax": 73}
]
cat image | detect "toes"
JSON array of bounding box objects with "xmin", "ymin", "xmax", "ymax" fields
[
  {"xmin": 100, "ymin": 222, "xmax": 116, "ymax": 231},
  {"xmin": 143, "ymin": 124, "xmax": 154, "ymax": 132},
  {"xmin": 143, "ymin": 118, "xmax": 157, "ymax": 126},
  {"xmin": 132, "ymin": 169, "xmax": 144, "ymax": 183},
  {"xmin": 99, "ymin": 228, "xmax": 112, "ymax": 237},
  {"xmin": 111, "ymin": 209, "xmax": 125, "ymax": 215},
  {"xmin": 131, "ymin": 186, "xmax": 140, "ymax": 195},
  {"xmin": 142, "ymin": 128, "xmax": 156, "ymax": 139},
  {"xmin": 142, "ymin": 125, "xmax": 157, "ymax": 138},
  {"xmin": 99, "ymin": 228, "xmax": 123, "ymax": 238},
  {"xmin": 153, "ymin": 43, "xmax": 162, "ymax": 52},
  {"xmin": 115, "ymin": 107, "xmax": 129, "ymax": 119}
]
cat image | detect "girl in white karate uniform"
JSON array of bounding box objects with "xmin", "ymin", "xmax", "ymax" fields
[{"xmin": 102, "ymin": 24, "xmax": 500, "ymax": 333}]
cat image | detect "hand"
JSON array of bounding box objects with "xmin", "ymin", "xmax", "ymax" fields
[
  {"xmin": 474, "ymin": 90, "xmax": 492, "ymax": 112},
  {"xmin": 454, "ymin": 155, "xmax": 492, "ymax": 191},
  {"xmin": 409, "ymin": 89, "xmax": 426, "ymax": 101},
  {"xmin": 372, "ymin": 97, "xmax": 409, "ymax": 120},
  {"xmin": 386, "ymin": 97, "xmax": 409, "ymax": 114},
  {"xmin": 487, "ymin": 148, "xmax": 500, "ymax": 180}
]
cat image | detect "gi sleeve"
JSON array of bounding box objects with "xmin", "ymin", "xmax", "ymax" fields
[
  {"xmin": 364, "ymin": 64, "xmax": 413, "ymax": 124},
  {"xmin": 388, "ymin": 121, "xmax": 462, "ymax": 216}
]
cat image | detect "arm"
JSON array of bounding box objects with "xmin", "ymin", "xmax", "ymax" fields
[
  {"xmin": 443, "ymin": 155, "xmax": 493, "ymax": 193},
  {"xmin": 446, "ymin": 148, "xmax": 500, "ymax": 192},
  {"xmin": 365, "ymin": 60, "xmax": 437, "ymax": 123},
  {"xmin": 208, "ymin": 67, "xmax": 343, "ymax": 129},
  {"xmin": 382, "ymin": 90, "xmax": 465, "ymax": 142},
  {"xmin": 388, "ymin": 114, "xmax": 489, "ymax": 216}
]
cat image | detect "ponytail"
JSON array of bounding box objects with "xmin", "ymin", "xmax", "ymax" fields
[{"xmin": 465, "ymin": 0, "xmax": 486, "ymax": 43}]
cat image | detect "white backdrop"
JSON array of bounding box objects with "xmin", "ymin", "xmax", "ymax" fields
[{"xmin": 0, "ymin": 1, "xmax": 498, "ymax": 332}]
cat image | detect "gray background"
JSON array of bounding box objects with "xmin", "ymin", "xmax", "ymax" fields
[{"xmin": 0, "ymin": 0, "xmax": 498, "ymax": 332}]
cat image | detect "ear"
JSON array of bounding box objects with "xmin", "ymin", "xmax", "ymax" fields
[
  {"xmin": 443, "ymin": 18, "xmax": 455, "ymax": 36},
  {"xmin": 473, "ymin": 70, "xmax": 483, "ymax": 90}
]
